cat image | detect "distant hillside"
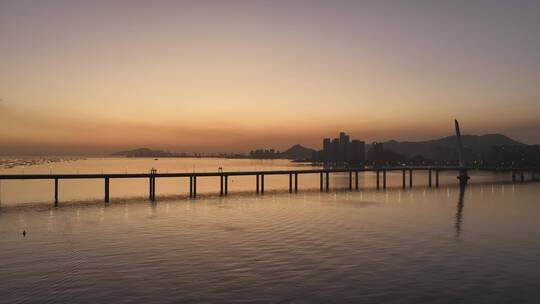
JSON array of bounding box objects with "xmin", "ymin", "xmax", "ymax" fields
[
  {"xmin": 382, "ymin": 134, "xmax": 525, "ymax": 160},
  {"xmin": 111, "ymin": 148, "xmax": 176, "ymax": 157},
  {"xmin": 281, "ymin": 144, "xmax": 316, "ymax": 160}
]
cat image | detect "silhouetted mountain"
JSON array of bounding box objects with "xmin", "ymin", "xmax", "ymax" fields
[
  {"xmin": 382, "ymin": 134, "xmax": 525, "ymax": 160},
  {"xmin": 281, "ymin": 144, "xmax": 316, "ymax": 160},
  {"xmin": 111, "ymin": 148, "xmax": 176, "ymax": 157}
]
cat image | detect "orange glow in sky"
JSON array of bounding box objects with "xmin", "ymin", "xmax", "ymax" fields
[{"xmin": 1, "ymin": 1, "xmax": 539, "ymax": 154}]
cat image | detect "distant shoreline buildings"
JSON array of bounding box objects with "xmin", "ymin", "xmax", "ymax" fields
[
  {"xmin": 111, "ymin": 133, "xmax": 540, "ymax": 168},
  {"xmin": 313, "ymin": 132, "xmax": 366, "ymax": 166}
]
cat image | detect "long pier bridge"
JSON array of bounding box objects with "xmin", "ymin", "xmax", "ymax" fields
[{"xmin": 0, "ymin": 166, "xmax": 537, "ymax": 207}]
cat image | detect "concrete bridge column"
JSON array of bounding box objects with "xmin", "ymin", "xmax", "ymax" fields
[
  {"xmin": 325, "ymin": 172, "xmax": 330, "ymax": 192},
  {"xmin": 383, "ymin": 170, "xmax": 387, "ymax": 189},
  {"xmin": 355, "ymin": 171, "xmax": 359, "ymax": 190},
  {"xmin": 435, "ymin": 170, "xmax": 439, "ymax": 187},
  {"xmin": 289, "ymin": 174, "xmax": 292, "ymax": 193},
  {"xmin": 225, "ymin": 175, "xmax": 228, "ymax": 195},
  {"xmin": 220, "ymin": 175, "xmax": 224, "ymax": 196},
  {"xmin": 294, "ymin": 173, "xmax": 298, "ymax": 192},
  {"xmin": 349, "ymin": 171, "xmax": 352, "ymax": 191},
  {"xmin": 54, "ymin": 178, "xmax": 59, "ymax": 207},
  {"xmin": 153, "ymin": 177, "xmax": 157, "ymax": 200},
  {"xmin": 149, "ymin": 169, "xmax": 157, "ymax": 201},
  {"xmin": 149, "ymin": 177, "xmax": 153, "ymax": 200},
  {"xmin": 320, "ymin": 172, "xmax": 323, "ymax": 192},
  {"xmin": 256, "ymin": 174, "xmax": 260, "ymax": 194},
  {"xmin": 189, "ymin": 176, "xmax": 193, "ymax": 198},
  {"xmin": 428, "ymin": 169, "xmax": 432, "ymax": 187},
  {"xmin": 193, "ymin": 176, "xmax": 197, "ymax": 198},
  {"xmin": 261, "ymin": 174, "xmax": 265, "ymax": 194},
  {"xmin": 402, "ymin": 169, "xmax": 406, "ymax": 189},
  {"xmin": 376, "ymin": 170, "xmax": 380, "ymax": 190},
  {"xmin": 105, "ymin": 177, "xmax": 110, "ymax": 203},
  {"xmin": 409, "ymin": 170, "xmax": 413, "ymax": 188}
]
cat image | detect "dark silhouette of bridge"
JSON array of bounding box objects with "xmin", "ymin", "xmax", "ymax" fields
[
  {"xmin": 0, "ymin": 121, "xmax": 538, "ymax": 207},
  {"xmin": 0, "ymin": 166, "xmax": 537, "ymax": 207}
]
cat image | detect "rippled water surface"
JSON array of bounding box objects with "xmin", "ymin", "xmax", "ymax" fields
[{"xmin": 1, "ymin": 159, "xmax": 540, "ymax": 303}]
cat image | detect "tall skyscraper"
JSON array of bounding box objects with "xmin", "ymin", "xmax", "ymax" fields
[
  {"xmin": 339, "ymin": 132, "xmax": 350, "ymax": 162},
  {"xmin": 371, "ymin": 142, "xmax": 384, "ymax": 166},
  {"xmin": 350, "ymin": 140, "xmax": 366, "ymax": 164},
  {"xmin": 331, "ymin": 138, "xmax": 340, "ymax": 162},
  {"xmin": 318, "ymin": 132, "xmax": 365, "ymax": 166},
  {"xmin": 323, "ymin": 138, "xmax": 331, "ymax": 162}
]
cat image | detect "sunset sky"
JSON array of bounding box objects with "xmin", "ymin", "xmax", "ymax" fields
[{"xmin": 1, "ymin": 0, "xmax": 539, "ymax": 155}]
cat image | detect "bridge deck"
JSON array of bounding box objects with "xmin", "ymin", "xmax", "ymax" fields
[
  {"xmin": 0, "ymin": 166, "xmax": 509, "ymax": 180},
  {"xmin": 0, "ymin": 166, "xmax": 536, "ymax": 206}
]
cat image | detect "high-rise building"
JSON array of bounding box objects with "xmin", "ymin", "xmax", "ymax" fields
[
  {"xmin": 359, "ymin": 141, "xmax": 366, "ymax": 163},
  {"xmin": 371, "ymin": 142, "xmax": 384, "ymax": 166},
  {"xmin": 323, "ymin": 138, "xmax": 331, "ymax": 162},
  {"xmin": 339, "ymin": 132, "xmax": 350, "ymax": 162},
  {"xmin": 318, "ymin": 132, "xmax": 365, "ymax": 166},
  {"xmin": 350, "ymin": 140, "xmax": 366, "ymax": 163},
  {"xmin": 331, "ymin": 138, "xmax": 340, "ymax": 162}
]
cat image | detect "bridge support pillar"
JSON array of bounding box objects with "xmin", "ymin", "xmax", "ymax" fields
[
  {"xmin": 149, "ymin": 177, "xmax": 153, "ymax": 200},
  {"xmin": 349, "ymin": 171, "xmax": 352, "ymax": 191},
  {"xmin": 409, "ymin": 170, "xmax": 413, "ymax": 188},
  {"xmin": 149, "ymin": 176, "xmax": 156, "ymax": 201},
  {"xmin": 54, "ymin": 178, "xmax": 59, "ymax": 207},
  {"xmin": 402, "ymin": 169, "xmax": 406, "ymax": 189},
  {"xmin": 256, "ymin": 174, "xmax": 260, "ymax": 194},
  {"xmin": 457, "ymin": 169, "xmax": 470, "ymax": 186},
  {"xmin": 428, "ymin": 169, "xmax": 432, "ymax": 187},
  {"xmin": 320, "ymin": 172, "xmax": 323, "ymax": 192},
  {"xmin": 289, "ymin": 174, "xmax": 292, "ymax": 193},
  {"xmin": 325, "ymin": 172, "xmax": 329, "ymax": 192},
  {"xmin": 294, "ymin": 173, "xmax": 298, "ymax": 192},
  {"xmin": 383, "ymin": 170, "xmax": 387, "ymax": 189},
  {"xmin": 225, "ymin": 175, "xmax": 228, "ymax": 195},
  {"xmin": 376, "ymin": 170, "xmax": 380, "ymax": 190},
  {"xmin": 189, "ymin": 176, "xmax": 193, "ymax": 198},
  {"xmin": 261, "ymin": 174, "xmax": 264, "ymax": 194},
  {"xmin": 220, "ymin": 176, "xmax": 224, "ymax": 196},
  {"xmin": 355, "ymin": 171, "xmax": 359, "ymax": 190},
  {"xmin": 435, "ymin": 170, "xmax": 439, "ymax": 187},
  {"xmin": 105, "ymin": 177, "xmax": 110, "ymax": 203},
  {"xmin": 192, "ymin": 176, "xmax": 196, "ymax": 198},
  {"xmin": 153, "ymin": 177, "xmax": 156, "ymax": 200}
]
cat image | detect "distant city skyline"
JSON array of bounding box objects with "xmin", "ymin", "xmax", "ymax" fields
[
  {"xmin": 1, "ymin": 0, "xmax": 540, "ymax": 155},
  {"xmin": 314, "ymin": 132, "xmax": 366, "ymax": 165}
]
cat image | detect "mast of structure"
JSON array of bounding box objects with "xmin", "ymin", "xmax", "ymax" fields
[{"xmin": 454, "ymin": 119, "xmax": 470, "ymax": 185}]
